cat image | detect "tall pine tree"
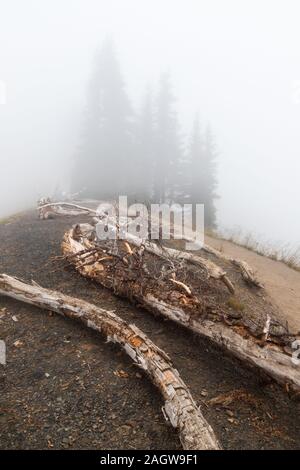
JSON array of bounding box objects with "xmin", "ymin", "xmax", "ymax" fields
[
  {"xmin": 72, "ymin": 39, "xmax": 134, "ymax": 199},
  {"xmin": 188, "ymin": 117, "xmax": 218, "ymax": 228},
  {"xmin": 134, "ymin": 87, "xmax": 155, "ymax": 202},
  {"xmin": 153, "ymin": 73, "xmax": 182, "ymax": 203}
]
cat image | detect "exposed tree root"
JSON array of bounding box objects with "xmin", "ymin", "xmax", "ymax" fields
[
  {"xmin": 202, "ymin": 243, "xmax": 263, "ymax": 288},
  {"xmin": 62, "ymin": 224, "xmax": 300, "ymax": 393},
  {"xmin": 120, "ymin": 231, "xmax": 235, "ymax": 294},
  {"xmin": 0, "ymin": 273, "xmax": 221, "ymax": 450},
  {"xmin": 177, "ymin": 233, "xmax": 263, "ymax": 288},
  {"xmin": 37, "ymin": 199, "xmax": 258, "ymax": 289}
]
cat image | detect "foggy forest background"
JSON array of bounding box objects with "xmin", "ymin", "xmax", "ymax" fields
[
  {"xmin": 72, "ymin": 39, "xmax": 217, "ymax": 228},
  {"xmin": 1, "ymin": 0, "xmax": 300, "ymax": 258}
]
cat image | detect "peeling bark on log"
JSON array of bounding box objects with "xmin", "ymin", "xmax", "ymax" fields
[
  {"xmin": 179, "ymin": 234, "xmax": 262, "ymax": 288},
  {"xmin": 93, "ymin": 221, "xmax": 235, "ymax": 294},
  {"xmin": 0, "ymin": 273, "xmax": 220, "ymax": 450},
  {"xmin": 37, "ymin": 198, "xmax": 261, "ymax": 289},
  {"xmin": 62, "ymin": 225, "xmax": 300, "ymax": 393},
  {"xmin": 202, "ymin": 243, "xmax": 263, "ymax": 288},
  {"xmin": 129, "ymin": 236, "xmax": 235, "ymax": 293},
  {"xmin": 37, "ymin": 199, "xmax": 253, "ymax": 290},
  {"xmin": 38, "ymin": 201, "xmax": 97, "ymax": 219}
]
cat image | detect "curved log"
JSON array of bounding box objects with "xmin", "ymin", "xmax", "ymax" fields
[
  {"xmin": 174, "ymin": 233, "xmax": 262, "ymax": 288},
  {"xmin": 202, "ymin": 243, "xmax": 263, "ymax": 288},
  {"xmin": 62, "ymin": 226, "xmax": 300, "ymax": 393},
  {"xmin": 93, "ymin": 221, "xmax": 235, "ymax": 294},
  {"xmin": 0, "ymin": 273, "xmax": 220, "ymax": 450},
  {"xmin": 37, "ymin": 201, "xmax": 97, "ymax": 219}
]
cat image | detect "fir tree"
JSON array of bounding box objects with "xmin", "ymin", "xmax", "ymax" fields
[
  {"xmin": 188, "ymin": 117, "xmax": 218, "ymax": 228},
  {"xmin": 72, "ymin": 39, "xmax": 134, "ymax": 199},
  {"xmin": 153, "ymin": 73, "xmax": 182, "ymax": 203}
]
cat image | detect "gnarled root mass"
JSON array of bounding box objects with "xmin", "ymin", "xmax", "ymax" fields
[
  {"xmin": 62, "ymin": 224, "xmax": 300, "ymax": 393},
  {"xmin": 0, "ymin": 273, "xmax": 220, "ymax": 450}
]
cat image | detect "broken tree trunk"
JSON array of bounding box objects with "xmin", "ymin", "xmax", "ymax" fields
[
  {"xmin": 62, "ymin": 224, "xmax": 300, "ymax": 394},
  {"xmin": 173, "ymin": 232, "xmax": 263, "ymax": 288},
  {"xmin": 38, "ymin": 200, "xmax": 97, "ymax": 220},
  {"xmin": 37, "ymin": 199, "xmax": 257, "ymax": 289},
  {"xmin": 0, "ymin": 273, "xmax": 220, "ymax": 450},
  {"xmin": 201, "ymin": 243, "xmax": 263, "ymax": 288},
  {"xmin": 94, "ymin": 221, "xmax": 235, "ymax": 294}
]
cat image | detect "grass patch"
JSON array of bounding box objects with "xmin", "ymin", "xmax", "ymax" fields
[
  {"xmin": 0, "ymin": 211, "xmax": 26, "ymax": 225},
  {"xmin": 211, "ymin": 229, "xmax": 300, "ymax": 273},
  {"xmin": 227, "ymin": 297, "xmax": 245, "ymax": 312}
]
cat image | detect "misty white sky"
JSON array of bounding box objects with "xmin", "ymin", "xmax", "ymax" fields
[{"xmin": 0, "ymin": 0, "xmax": 299, "ymax": 247}]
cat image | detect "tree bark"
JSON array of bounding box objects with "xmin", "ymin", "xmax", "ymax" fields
[
  {"xmin": 62, "ymin": 225, "xmax": 300, "ymax": 394},
  {"xmin": 38, "ymin": 201, "xmax": 97, "ymax": 219},
  {"xmin": 0, "ymin": 273, "xmax": 220, "ymax": 450}
]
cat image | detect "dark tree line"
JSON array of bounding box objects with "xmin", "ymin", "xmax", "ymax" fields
[{"xmin": 72, "ymin": 39, "xmax": 218, "ymax": 228}]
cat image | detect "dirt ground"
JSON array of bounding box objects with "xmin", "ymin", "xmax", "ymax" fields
[
  {"xmin": 0, "ymin": 211, "xmax": 299, "ymax": 449},
  {"xmin": 205, "ymin": 235, "xmax": 300, "ymax": 334}
]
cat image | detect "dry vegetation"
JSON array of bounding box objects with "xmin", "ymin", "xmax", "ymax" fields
[{"xmin": 212, "ymin": 229, "xmax": 300, "ymax": 272}]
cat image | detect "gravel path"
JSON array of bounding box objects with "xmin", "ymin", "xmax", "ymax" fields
[{"xmin": 0, "ymin": 212, "xmax": 299, "ymax": 449}]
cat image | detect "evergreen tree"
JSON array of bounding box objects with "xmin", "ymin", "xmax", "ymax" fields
[
  {"xmin": 72, "ymin": 39, "xmax": 134, "ymax": 199},
  {"xmin": 134, "ymin": 87, "xmax": 155, "ymax": 202},
  {"xmin": 188, "ymin": 117, "xmax": 218, "ymax": 228},
  {"xmin": 153, "ymin": 73, "xmax": 182, "ymax": 203}
]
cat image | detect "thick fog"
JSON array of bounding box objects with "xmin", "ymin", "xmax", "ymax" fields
[{"xmin": 1, "ymin": 0, "xmax": 299, "ymax": 248}]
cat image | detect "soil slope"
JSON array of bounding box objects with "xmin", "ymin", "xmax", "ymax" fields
[{"xmin": 0, "ymin": 212, "xmax": 299, "ymax": 449}]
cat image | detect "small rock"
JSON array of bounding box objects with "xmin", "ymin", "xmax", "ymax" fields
[
  {"xmin": 118, "ymin": 425, "xmax": 131, "ymax": 435},
  {"xmin": 200, "ymin": 390, "xmax": 208, "ymax": 397}
]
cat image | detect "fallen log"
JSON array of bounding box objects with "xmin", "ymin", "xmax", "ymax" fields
[
  {"xmin": 202, "ymin": 243, "xmax": 263, "ymax": 288},
  {"xmin": 174, "ymin": 233, "xmax": 263, "ymax": 288},
  {"xmin": 0, "ymin": 273, "xmax": 220, "ymax": 450},
  {"xmin": 148, "ymin": 213, "xmax": 263, "ymax": 288},
  {"xmin": 37, "ymin": 199, "xmax": 255, "ymax": 290},
  {"xmin": 94, "ymin": 221, "xmax": 235, "ymax": 294},
  {"xmin": 38, "ymin": 200, "xmax": 97, "ymax": 220},
  {"xmin": 62, "ymin": 224, "xmax": 300, "ymax": 393},
  {"xmin": 130, "ymin": 237, "xmax": 235, "ymax": 293}
]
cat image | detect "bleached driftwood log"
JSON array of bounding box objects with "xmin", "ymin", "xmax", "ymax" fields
[
  {"xmin": 37, "ymin": 199, "xmax": 257, "ymax": 290},
  {"xmin": 0, "ymin": 273, "xmax": 220, "ymax": 450},
  {"xmin": 38, "ymin": 200, "xmax": 97, "ymax": 220},
  {"xmin": 93, "ymin": 221, "xmax": 235, "ymax": 294},
  {"xmin": 178, "ymin": 233, "xmax": 262, "ymax": 288},
  {"xmin": 62, "ymin": 225, "xmax": 300, "ymax": 394},
  {"xmin": 202, "ymin": 243, "xmax": 263, "ymax": 288}
]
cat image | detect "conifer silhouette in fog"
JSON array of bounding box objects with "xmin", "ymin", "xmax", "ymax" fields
[
  {"xmin": 188, "ymin": 117, "xmax": 218, "ymax": 228},
  {"xmin": 153, "ymin": 72, "xmax": 183, "ymax": 204},
  {"xmin": 72, "ymin": 39, "xmax": 218, "ymax": 228},
  {"xmin": 72, "ymin": 38, "xmax": 134, "ymax": 199}
]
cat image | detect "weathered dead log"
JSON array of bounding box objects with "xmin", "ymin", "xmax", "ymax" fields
[
  {"xmin": 179, "ymin": 233, "xmax": 262, "ymax": 288},
  {"xmin": 0, "ymin": 273, "xmax": 220, "ymax": 450},
  {"xmin": 94, "ymin": 221, "xmax": 235, "ymax": 294},
  {"xmin": 38, "ymin": 200, "xmax": 97, "ymax": 220},
  {"xmin": 40, "ymin": 200, "xmax": 260, "ymax": 289},
  {"xmin": 202, "ymin": 243, "xmax": 263, "ymax": 288},
  {"xmin": 62, "ymin": 225, "xmax": 300, "ymax": 393}
]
